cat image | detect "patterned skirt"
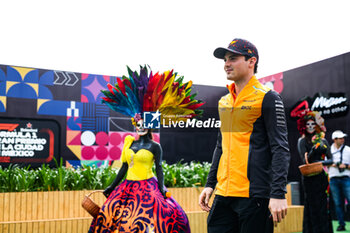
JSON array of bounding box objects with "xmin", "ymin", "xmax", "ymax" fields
[{"xmin": 88, "ymin": 177, "xmax": 191, "ymax": 233}]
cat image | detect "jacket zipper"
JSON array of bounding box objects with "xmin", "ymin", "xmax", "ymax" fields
[{"xmin": 226, "ymin": 98, "xmax": 234, "ymax": 195}]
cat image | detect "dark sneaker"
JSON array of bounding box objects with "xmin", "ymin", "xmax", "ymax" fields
[{"xmin": 337, "ymin": 225, "xmax": 346, "ymax": 231}]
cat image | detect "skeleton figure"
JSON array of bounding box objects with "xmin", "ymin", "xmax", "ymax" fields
[{"xmin": 306, "ymin": 119, "xmax": 316, "ymax": 134}]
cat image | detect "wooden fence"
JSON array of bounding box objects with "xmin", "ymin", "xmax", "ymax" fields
[{"xmin": 0, "ymin": 185, "xmax": 303, "ymax": 233}]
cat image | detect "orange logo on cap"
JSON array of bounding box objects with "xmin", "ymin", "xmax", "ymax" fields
[{"xmin": 248, "ymin": 49, "xmax": 252, "ymax": 54}]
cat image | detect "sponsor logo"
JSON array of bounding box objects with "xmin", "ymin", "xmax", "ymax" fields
[
  {"xmin": 243, "ymin": 99, "xmax": 256, "ymax": 102},
  {"xmin": 241, "ymin": 106, "xmax": 252, "ymax": 110},
  {"xmin": 311, "ymin": 96, "xmax": 347, "ymax": 109},
  {"xmin": 162, "ymin": 118, "xmax": 221, "ymax": 129},
  {"xmin": 143, "ymin": 111, "xmax": 161, "ymax": 129},
  {"xmin": 143, "ymin": 111, "xmax": 221, "ymax": 129}
]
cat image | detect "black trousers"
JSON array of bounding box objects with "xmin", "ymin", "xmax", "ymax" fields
[{"xmin": 207, "ymin": 195, "xmax": 273, "ymax": 233}]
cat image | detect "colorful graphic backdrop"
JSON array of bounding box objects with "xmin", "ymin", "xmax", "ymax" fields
[{"xmin": 0, "ymin": 65, "xmax": 161, "ymax": 167}]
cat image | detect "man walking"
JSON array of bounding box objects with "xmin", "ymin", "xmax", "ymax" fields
[
  {"xmin": 199, "ymin": 38, "xmax": 290, "ymax": 233},
  {"xmin": 329, "ymin": 130, "xmax": 350, "ymax": 231}
]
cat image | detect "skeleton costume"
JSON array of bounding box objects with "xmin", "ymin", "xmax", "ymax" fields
[
  {"xmin": 297, "ymin": 111, "xmax": 333, "ymax": 233},
  {"xmin": 88, "ymin": 66, "xmax": 204, "ymax": 233}
]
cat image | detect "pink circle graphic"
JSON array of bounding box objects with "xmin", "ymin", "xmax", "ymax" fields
[
  {"xmin": 110, "ymin": 133, "xmax": 122, "ymax": 146},
  {"xmin": 82, "ymin": 147, "xmax": 95, "ymax": 160},
  {"xmin": 109, "ymin": 146, "xmax": 122, "ymax": 160},
  {"xmin": 152, "ymin": 133, "xmax": 160, "ymax": 143},
  {"xmin": 81, "ymin": 95, "xmax": 89, "ymax": 103},
  {"xmin": 96, "ymin": 131, "xmax": 109, "ymax": 145},
  {"xmin": 96, "ymin": 146, "xmax": 108, "ymax": 160},
  {"xmin": 273, "ymin": 79, "xmax": 284, "ymax": 93}
]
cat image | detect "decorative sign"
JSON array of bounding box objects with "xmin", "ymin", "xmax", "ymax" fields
[
  {"xmin": 310, "ymin": 93, "xmax": 348, "ymax": 118},
  {"xmin": 290, "ymin": 93, "xmax": 348, "ymax": 119},
  {"xmin": 0, "ymin": 118, "xmax": 60, "ymax": 166}
]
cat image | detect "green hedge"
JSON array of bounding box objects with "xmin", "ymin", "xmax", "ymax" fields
[{"xmin": 0, "ymin": 161, "xmax": 211, "ymax": 192}]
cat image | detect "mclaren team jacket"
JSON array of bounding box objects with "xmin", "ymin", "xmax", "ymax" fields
[{"xmin": 206, "ymin": 76, "xmax": 290, "ymax": 199}]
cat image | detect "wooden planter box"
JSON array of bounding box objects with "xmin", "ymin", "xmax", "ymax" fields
[
  {"xmin": 0, "ymin": 185, "xmax": 302, "ymax": 233},
  {"xmin": 0, "ymin": 187, "xmax": 207, "ymax": 233}
]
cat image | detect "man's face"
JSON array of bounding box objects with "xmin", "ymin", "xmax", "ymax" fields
[
  {"xmin": 223, "ymin": 52, "xmax": 255, "ymax": 82},
  {"xmin": 306, "ymin": 120, "xmax": 316, "ymax": 134},
  {"xmin": 334, "ymin": 137, "xmax": 345, "ymax": 147}
]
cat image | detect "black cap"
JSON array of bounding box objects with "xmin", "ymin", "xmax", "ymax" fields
[{"xmin": 213, "ymin": 38, "xmax": 259, "ymax": 62}]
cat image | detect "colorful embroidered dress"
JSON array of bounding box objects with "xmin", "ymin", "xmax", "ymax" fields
[{"xmin": 89, "ymin": 136, "xmax": 191, "ymax": 233}]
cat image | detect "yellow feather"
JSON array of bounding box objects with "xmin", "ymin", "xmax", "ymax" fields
[
  {"xmin": 161, "ymin": 72, "xmax": 175, "ymax": 92},
  {"xmin": 185, "ymin": 81, "xmax": 192, "ymax": 90}
]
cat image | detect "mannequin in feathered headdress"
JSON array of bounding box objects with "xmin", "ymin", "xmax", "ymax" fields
[
  {"xmin": 296, "ymin": 109, "xmax": 333, "ymax": 233},
  {"xmin": 88, "ymin": 65, "xmax": 203, "ymax": 233}
]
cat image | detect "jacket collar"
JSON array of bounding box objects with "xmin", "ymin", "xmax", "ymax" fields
[{"xmin": 226, "ymin": 75, "xmax": 259, "ymax": 100}]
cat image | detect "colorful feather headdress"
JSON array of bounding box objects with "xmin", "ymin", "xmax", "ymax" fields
[{"xmin": 101, "ymin": 65, "xmax": 204, "ymax": 125}]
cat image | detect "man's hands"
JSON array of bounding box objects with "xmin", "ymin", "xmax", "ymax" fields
[
  {"xmin": 268, "ymin": 198, "xmax": 288, "ymax": 227},
  {"xmin": 200, "ymin": 188, "xmax": 288, "ymax": 226},
  {"xmin": 332, "ymin": 163, "xmax": 347, "ymax": 168},
  {"xmin": 199, "ymin": 187, "xmax": 213, "ymax": 212}
]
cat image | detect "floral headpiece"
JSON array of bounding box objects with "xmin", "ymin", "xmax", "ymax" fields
[
  {"xmin": 101, "ymin": 65, "xmax": 204, "ymax": 126},
  {"xmin": 297, "ymin": 109, "xmax": 326, "ymax": 145}
]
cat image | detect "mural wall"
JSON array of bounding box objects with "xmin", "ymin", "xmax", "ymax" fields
[
  {"xmin": 0, "ymin": 64, "xmax": 226, "ymax": 167},
  {"xmin": 0, "ymin": 65, "xmax": 162, "ymax": 167}
]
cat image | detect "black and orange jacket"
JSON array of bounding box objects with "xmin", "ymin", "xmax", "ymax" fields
[{"xmin": 206, "ymin": 76, "xmax": 290, "ymax": 199}]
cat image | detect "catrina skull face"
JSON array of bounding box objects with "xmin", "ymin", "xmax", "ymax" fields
[
  {"xmin": 135, "ymin": 119, "xmax": 148, "ymax": 136},
  {"xmin": 306, "ymin": 119, "xmax": 316, "ymax": 134}
]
